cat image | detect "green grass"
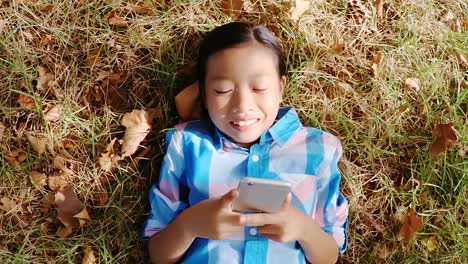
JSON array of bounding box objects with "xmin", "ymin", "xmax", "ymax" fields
[{"xmin": 1, "ymin": 0, "xmax": 467, "ymax": 263}]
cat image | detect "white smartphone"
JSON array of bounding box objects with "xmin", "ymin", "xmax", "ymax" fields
[{"xmin": 232, "ymin": 177, "xmax": 292, "ymax": 213}]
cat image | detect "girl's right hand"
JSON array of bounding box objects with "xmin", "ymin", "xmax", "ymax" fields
[{"xmin": 182, "ymin": 189, "xmax": 245, "ymax": 240}]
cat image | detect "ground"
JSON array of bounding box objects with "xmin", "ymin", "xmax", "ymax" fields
[{"xmin": 0, "ymin": 0, "xmax": 467, "ymax": 263}]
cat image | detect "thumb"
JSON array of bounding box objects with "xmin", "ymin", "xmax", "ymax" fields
[
  {"xmin": 219, "ymin": 189, "xmax": 238, "ymax": 208},
  {"xmin": 281, "ymin": 193, "xmax": 292, "ymax": 209}
]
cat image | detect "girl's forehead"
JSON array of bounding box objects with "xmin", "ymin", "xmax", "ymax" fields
[{"xmin": 205, "ymin": 43, "xmax": 279, "ymax": 79}]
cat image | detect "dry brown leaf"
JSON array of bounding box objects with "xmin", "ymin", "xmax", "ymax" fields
[
  {"xmin": 56, "ymin": 224, "xmax": 73, "ymax": 238},
  {"xmin": 396, "ymin": 207, "xmax": 423, "ymax": 242},
  {"xmin": 27, "ymin": 133, "xmax": 46, "ymax": 155},
  {"xmin": 82, "ymin": 246, "xmax": 96, "ymax": 264},
  {"xmin": 107, "ymin": 11, "xmax": 129, "ymax": 27},
  {"xmin": 5, "ymin": 149, "xmax": 27, "ymax": 166},
  {"xmin": 17, "ymin": 94, "xmax": 36, "ymax": 109},
  {"xmin": 87, "ymin": 49, "xmax": 100, "ymax": 67},
  {"xmin": 223, "ymin": 0, "xmax": 243, "ymax": 17},
  {"xmin": 422, "ymin": 236, "xmax": 438, "ymax": 252},
  {"xmin": 0, "ymin": 122, "xmax": 5, "ymax": 140},
  {"xmin": 175, "ymin": 82, "xmax": 201, "ymax": 121},
  {"xmin": 405, "ymin": 78, "xmax": 420, "ymax": 92},
  {"xmin": 37, "ymin": 67, "xmax": 55, "ymax": 91},
  {"xmin": 44, "ymin": 105, "xmax": 62, "ymax": 122},
  {"xmin": 39, "ymin": 34, "xmax": 53, "ymax": 46},
  {"xmin": 48, "ymin": 173, "xmax": 69, "ymax": 191},
  {"xmin": 371, "ymin": 52, "xmax": 382, "ymax": 76},
  {"xmin": 290, "ymin": 0, "xmax": 310, "ymax": 21},
  {"xmin": 53, "ymin": 155, "xmax": 74, "ymax": 176},
  {"xmin": 0, "ymin": 197, "xmax": 17, "ymax": 212},
  {"xmin": 98, "ymin": 138, "xmax": 120, "ymax": 172},
  {"xmin": 430, "ymin": 122, "xmax": 459, "ymax": 157},
  {"xmin": 456, "ymin": 53, "xmax": 468, "ymax": 69},
  {"xmin": 126, "ymin": 2, "xmax": 151, "ymax": 15},
  {"xmin": 21, "ymin": 30, "xmax": 34, "ymax": 42},
  {"xmin": 121, "ymin": 109, "xmax": 152, "ymax": 157},
  {"xmin": 54, "ymin": 186, "xmax": 89, "ymax": 238},
  {"xmin": 30, "ymin": 171, "xmax": 47, "ymax": 189}
]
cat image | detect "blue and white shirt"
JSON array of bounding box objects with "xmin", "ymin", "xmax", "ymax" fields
[{"xmin": 143, "ymin": 107, "xmax": 349, "ymax": 264}]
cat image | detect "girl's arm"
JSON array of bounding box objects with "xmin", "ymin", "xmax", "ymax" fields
[
  {"xmin": 148, "ymin": 209, "xmax": 195, "ymax": 264},
  {"xmin": 148, "ymin": 190, "xmax": 244, "ymax": 264},
  {"xmin": 297, "ymin": 216, "xmax": 339, "ymax": 264}
]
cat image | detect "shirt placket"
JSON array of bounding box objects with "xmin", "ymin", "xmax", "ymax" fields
[{"xmin": 243, "ymin": 144, "xmax": 270, "ymax": 264}]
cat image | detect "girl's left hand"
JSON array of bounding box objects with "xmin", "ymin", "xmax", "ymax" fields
[{"xmin": 240, "ymin": 193, "xmax": 309, "ymax": 242}]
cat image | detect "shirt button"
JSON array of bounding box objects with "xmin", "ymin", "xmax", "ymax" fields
[
  {"xmin": 251, "ymin": 155, "xmax": 259, "ymax": 162},
  {"xmin": 249, "ymin": 228, "xmax": 257, "ymax": 236}
]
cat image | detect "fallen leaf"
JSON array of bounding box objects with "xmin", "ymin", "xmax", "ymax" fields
[
  {"xmin": 422, "ymin": 236, "xmax": 438, "ymax": 252},
  {"xmin": 37, "ymin": 67, "xmax": 55, "ymax": 91},
  {"xmin": 17, "ymin": 94, "xmax": 36, "ymax": 109},
  {"xmin": 4, "ymin": 149, "xmax": 27, "ymax": 166},
  {"xmin": 290, "ymin": 0, "xmax": 310, "ymax": 21},
  {"xmin": 0, "ymin": 197, "xmax": 17, "ymax": 212},
  {"xmin": 107, "ymin": 11, "xmax": 129, "ymax": 27},
  {"xmin": 175, "ymin": 82, "xmax": 201, "ymax": 121},
  {"xmin": 54, "ymin": 186, "xmax": 89, "ymax": 238},
  {"xmin": 82, "ymin": 246, "xmax": 96, "ymax": 264},
  {"xmin": 30, "ymin": 171, "xmax": 48, "ymax": 189},
  {"xmin": 21, "ymin": 30, "xmax": 34, "ymax": 42},
  {"xmin": 97, "ymin": 138, "xmax": 120, "ymax": 172},
  {"xmin": 48, "ymin": 173, "xmax": 69, "ymax": 191},
  {"xmin": 371, "ymin": 52, "xmax": 382, "ymax": 76},
  {"xmin": 396, "ymin": 207, "xmax": 423, "ymax": 242},
  {"xmin": 126, "ymin": 2, "xmax": 152, "ymax": 15},
  {"xmin": 39, "ymin": 34, "xmax": 53, "ymax": 46},
  {"xmin": 121, "ymin": 110, "xmax": 152, "ymax": 157},
  {"xmin": 405, "ymin": 78, "xmax": 420, "ymax": 92},
  {"xmin": 430, "ymin": 122, "xmax": 459, "ymax": 157},
  {"xmin": 0, "ymin": 122, "xmax": 5, "ymax": 139},
  {"xmin": 223, "ymin": 0, "xmax": 243, "ymax": 17},
  {"xmin": 38, "ymin": 4, "xmax": 54, "ymax": 14},
  {"xmin": 74, "ymin": 208, "xmax": 90, "ymax": 227},
  {"xmin": 44, "ymin": 105, "xmax": 62, "ymax": 122},
  {"xmin": 53, "ymin": 155, "xmax": 74, "ymax": 176},
  {"xmin": 27, "ymin": 133, "xmax": 47, "ymax": 155},
  {"xmin": 87, "ymin": 49, "xmax": 100, "ymax": 67},
  {"xmin": 456, "ymin": 53, "xmax": 468, "ymax": 69}
]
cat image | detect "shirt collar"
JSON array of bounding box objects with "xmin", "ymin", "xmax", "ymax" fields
[{"xmin": 213, "ymin": 107, "xmax": 302, "ymax": 150}]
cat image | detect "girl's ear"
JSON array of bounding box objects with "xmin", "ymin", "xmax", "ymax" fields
[{"xmin": 280, "ymin": 75, "xmax": 287, "ymax": 96}]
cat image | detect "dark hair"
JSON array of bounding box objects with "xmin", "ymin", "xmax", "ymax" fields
[{"xmin": 197, "ymin": 22, "xmax": 286, "ymax": 103}]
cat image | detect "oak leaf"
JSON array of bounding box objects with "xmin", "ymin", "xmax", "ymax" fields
[
  {"xmin": 30, "ymin": 171, "xmax": 47, "ymax": 189},
  {"xmin": 53, "ymin": 155, "xmax": 75, "ymax": 176},
  {"xmin": 0, "ymin": 197, "xmax": 17, "ymax": 212},
  {"xmin": 17, "ymin": 94, "xmax": 36, "ymax": 109},
  {"xmin": 290, "ymin": 0, "xmax": 310, "ymax": 21},
  {"xmin": 107, "ymin": 11, "xmax": 129, "ymax": 27},
  {"xmin": 396, "ymin": 207, "xmax": 422, "ymax": 242},
  {"xmin": 82, "ymin": 246, "xmax": 96, "ymax": 264},
  {"xmin": 44, "ymin": 105, "xmax": 62, "ymax": 122},
  {"xmin": 121, "ymin": 110, "xmax": 152, "ymax": 157},
  {"xmin": 5, "ymin": 149, "xmax": 27, "ymax": 166},
  {"xmin": 97, "ymin": 138, "xmax": 120, "ymax": 172},
  {"xmin": 27, "ymin": 133, "xmax": 47, "ymax": 155},
  {"xmin": 430, "ymin": 122, "xmax": 459, "ymax": 157},
  {"xmin": 54, "ymin": 186, "xmax": 90, "ymax": 238}
]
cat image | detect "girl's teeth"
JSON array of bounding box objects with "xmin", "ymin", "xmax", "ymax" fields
[{"xmin": 234, "ymin": 119, "xmax": 256, "ymax": 126}]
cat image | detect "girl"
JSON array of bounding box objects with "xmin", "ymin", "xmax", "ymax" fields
[{"xmin": 143, "ymin": 22, "xmax": 349, "ymax": 264}]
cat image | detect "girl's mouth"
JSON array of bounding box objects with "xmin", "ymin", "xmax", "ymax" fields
[{"xmin": 230, "ymin": 119, "xmax": 259, "ymax": 130}]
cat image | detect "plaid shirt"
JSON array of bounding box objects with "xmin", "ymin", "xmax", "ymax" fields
[{"xmin": 143, "ymin": 107, "xmax": 349, "ymax": 264}]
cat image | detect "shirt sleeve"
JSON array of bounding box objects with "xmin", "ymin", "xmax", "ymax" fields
[
  {"xmin": 313, "ymin": 134, "xmax": 349, "ymax": 253},
  {"xmin": 142, "ymin": 127, "xmax": 189, "ymax": 239}
]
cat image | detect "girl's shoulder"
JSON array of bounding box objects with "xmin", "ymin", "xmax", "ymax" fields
[
  {"xmin": 167, "ymin": 119, "xmax": 216, "ymax": 142},
  {"xmin": 299, "ymin": 126, "xmax": 342, "ymax": 151}
]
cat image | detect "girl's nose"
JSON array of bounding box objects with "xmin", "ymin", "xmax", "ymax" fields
[{"xmin": 231, "ymin": 88, "xmax": 254, "ymax": 113}]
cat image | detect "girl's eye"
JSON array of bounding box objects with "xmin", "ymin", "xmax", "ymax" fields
[
  {"xmin": 215, "ymin": 89, "xmax": 232, "ymax": 94},
  {"xmin": 253, "ymin": 88, "xmax": 267, "ymax": 92}
]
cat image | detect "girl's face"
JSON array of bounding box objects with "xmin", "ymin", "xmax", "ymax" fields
[{"xmin": 204, "ymin": 42, "xmax": 286, "ymax": 148}]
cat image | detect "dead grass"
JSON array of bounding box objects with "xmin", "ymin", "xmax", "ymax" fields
[{"xmin": 0, "ymin": 0, "xmax": 467, "ymax": 263}]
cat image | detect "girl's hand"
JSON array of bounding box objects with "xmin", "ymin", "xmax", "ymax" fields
[
  {"xmin": 241, "ymin": 193, "xmax": 309, "ymax": 242},
  {"xmin": 183, "ymin": 189, "xmax": 245, "ymax": 240}
]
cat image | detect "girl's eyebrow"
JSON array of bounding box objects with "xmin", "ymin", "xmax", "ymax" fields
[{"xmin": 208, "ymin": 73, "xmax": 269, "ymax": 81}]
